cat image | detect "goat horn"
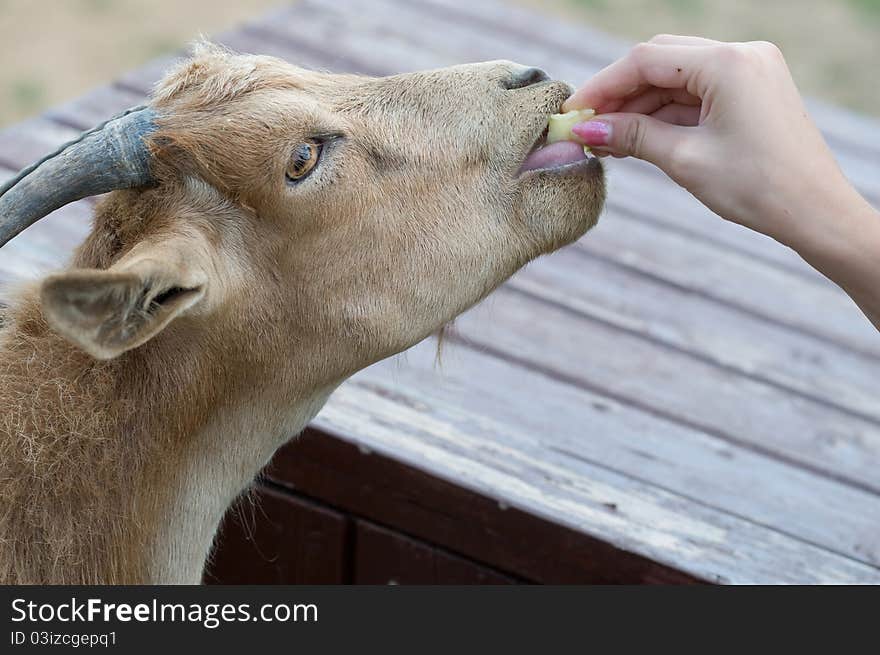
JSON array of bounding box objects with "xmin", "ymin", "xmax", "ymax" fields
[{"xmin": 0, "ymin": 105, "xmax": 158, "ymax": 249}]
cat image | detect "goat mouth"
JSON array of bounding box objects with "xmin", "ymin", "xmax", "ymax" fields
[{"xmin": 518, "ymin": 126, "xmax": 594, "ymax": 176}]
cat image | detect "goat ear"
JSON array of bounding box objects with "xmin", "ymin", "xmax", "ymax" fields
[{"xmin": 40, "ymin": 261, "xmax": 206, "ymax": 360}]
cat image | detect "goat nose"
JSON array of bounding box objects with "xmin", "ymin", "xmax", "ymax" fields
[{"xmin": 502, "ymin": 66, "xmax": 550, "ymax": 90}]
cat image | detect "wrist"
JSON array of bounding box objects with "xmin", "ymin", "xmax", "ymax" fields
[{"xmin": 789, "ymin": 186, "xmax": 880, "ymax": 294}]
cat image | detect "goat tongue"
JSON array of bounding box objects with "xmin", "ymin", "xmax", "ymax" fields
[{"xmin": 520, "ymin": 140, "xmax": 587, "ymax": 173}]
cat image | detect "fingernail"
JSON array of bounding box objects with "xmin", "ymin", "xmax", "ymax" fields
[{"xmin": 572, "ymin": 120, "xmax": 611, "ymax": 147}]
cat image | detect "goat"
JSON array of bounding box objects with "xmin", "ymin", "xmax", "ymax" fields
[{"xmin": 0, "ymin": 43, "xmax": 604, "ymax": 584}]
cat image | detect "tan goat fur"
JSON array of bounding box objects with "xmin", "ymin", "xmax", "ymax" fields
[{"xmin": 0, "ymin": 43, "xmax": 604, "ymax": 584}]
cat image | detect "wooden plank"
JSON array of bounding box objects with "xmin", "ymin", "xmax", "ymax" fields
[
  {"xmin": 602, "ymin": 158, "xmax": 841, "ymax": 284},
  {"xmin": 284, "ymin": 0, "xmax": 610, "ymax": 71},
  {"xmin": 0, "ymin": 116, "xmax": 79, "ymax": 170},
  {"xmin": 0, "ymin": 200, "xmax": 89, "ymax": 279},
  {"xmin": 269, "ymin": 430, "xmax": 702, "ymax": 584},
  {"xmin": 462, "ymin": 269, "xmax": 880, "ymax": 557},
  {"xmin": 415, "ymin": 0, "xmax": 629, "ymax": 65},
  {"xmin": 514, "ymin": 247, "xmax": 880, "ymax": 426},
  {"xmin": 0, "ymin": 173, "xmax": 89, "ymax": 286},
  {"xmin": 345, "ymin": 335, "xmax": 880, "ymax": 569},
  {"xmin": 0, "ymin": 120, "xmax": 96, "ymax": 278},
  {"xmin": 204, "ymin": 485, "xmax": 349, "ymax": 584},
  {"xmin": 45, "ymin": 85, "xmax": 145, "ymax": 131},
  {"xmin": 353, "ymin": 519, "xmax": 517, "ymax": 584},
  {"xmin": 578, "ymin": 209, "xmax": 880, "ymax": 358}
]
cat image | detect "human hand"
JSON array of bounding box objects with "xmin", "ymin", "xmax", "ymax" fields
[{"xmin": 563, "ymin": 35, "xmax": 872, "ymax": 254}]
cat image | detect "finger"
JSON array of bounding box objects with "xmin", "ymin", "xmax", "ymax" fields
[
  {"xmin": 563, "ymin": 43, "xmax": 715, "ymax": 113},
  {"xmin": 571, "ymin": 112, "xmax": 691, "ymax": 170},
  {"xmin": 648, "ymin": 34, "xmax": 721, "ymax": 47},
  {"xmin": 617, "ymin": 86, "xmax": 701, "ymax": 115},
  {"xmin": 651, "ymin": 103, "xmax": 701, "ymax": 126},
  {"xmin": 588, "ymin": 84, "xmax": 653, "ymax": 114},
  {"xmin": 564, "ymin": 43, "xmax": 712, "ymax": 111}
]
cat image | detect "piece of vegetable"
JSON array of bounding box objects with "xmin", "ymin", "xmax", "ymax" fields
[{"xmin": 546, "ymin": 109, "xmax": 596, "ymax": 145}]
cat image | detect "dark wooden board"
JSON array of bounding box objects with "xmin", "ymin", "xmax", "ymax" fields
[
  {"xmin": 204, "ymin": 485, "xmax": 349, "ymax": 584},
  {"xmin": 353, "ymin": 519, "xmax": 518, "ymax": 584}
]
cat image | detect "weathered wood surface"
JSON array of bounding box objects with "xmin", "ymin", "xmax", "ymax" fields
[{"xmin": 1, "ymin": 0, "xmax": 879, "ymax": 583}]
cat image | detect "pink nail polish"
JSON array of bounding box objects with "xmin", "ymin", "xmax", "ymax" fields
[{"xmin": 572, "ymin": 121, "xmax": 611, "ymax": 146}]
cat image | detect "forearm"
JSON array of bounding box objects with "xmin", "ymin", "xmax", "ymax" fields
[{"xmin": 784, "ymin": 186, "xmax": 880, "ymax": 330}]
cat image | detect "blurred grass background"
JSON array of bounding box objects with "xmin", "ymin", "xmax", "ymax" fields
[
  {"xmin": 0, "ymin": 0, "xmax": 281, "ymax": 127},
  {"xmin": 0, "ymin": 0, "xmax": 878, "ymax": 127},
  {"xmin": 528, "ymin": 0, "xmax": 880, "ymax": 116}
]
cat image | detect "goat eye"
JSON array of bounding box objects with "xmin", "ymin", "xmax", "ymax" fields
[{"xmin": 286, "ymin": 141, "xmax": 321, "ymax": 181}]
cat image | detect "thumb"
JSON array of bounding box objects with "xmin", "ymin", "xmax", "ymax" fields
[{"xmin": 572, "ymin": 113, "xmax": 688, "ymax": 170}]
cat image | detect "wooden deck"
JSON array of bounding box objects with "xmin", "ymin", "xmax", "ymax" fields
[{"xmin": 2, "ymin": 0, "xmax": 880, "ymax": 584}]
